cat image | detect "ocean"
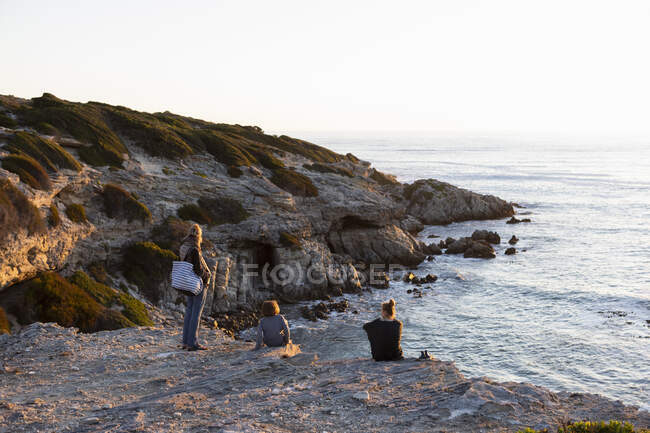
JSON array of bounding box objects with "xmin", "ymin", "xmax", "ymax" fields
[{"xmin": 280, "ymin": 132, "xmax": 650, "ymax": 409}]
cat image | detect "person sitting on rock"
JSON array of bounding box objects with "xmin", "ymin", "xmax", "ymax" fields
[
  {"xmin": 253, "ymin": 300, "xmax": 290, "ymax": 350},
  {"xmin": 362, "ymin": 299, "xmax": 404, "ymax": 361},
  {"xmin": 180, "ymin": 224, "xmax": 211, "ymax": 351}
]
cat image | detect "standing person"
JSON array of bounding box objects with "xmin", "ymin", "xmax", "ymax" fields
[
  {"xmin": 253, "ymin": 300, "xmax": 290, "ymax": 350},
  {"xmin": 362, "ymin": 299, "xmax": 404, "ymax": 361},
  {"xmin": 180, "ymin": 224, "xmax": 211, "ymax": 351}
]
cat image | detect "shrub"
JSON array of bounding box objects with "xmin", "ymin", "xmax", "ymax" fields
[
  {"xmin": 0, "ymin": 179, "xmax": 45, "ymax": 244},
  {"xmin": 304, "ymin": 162, "xmax": 354, "ymax": 178},
  {"xmin": 122, "ymin": 241, "xmax": 178, "ymax": 304},
  {"xmin": 87, "ymin": 261, "xmax": 110, "ymax": 285},
  {"xmin": 1, "ymin": 154, "xmax": 51, "ymax": 190},
  {"xmin": 5, "ymin": 131, "xmax": 81, "ymax": 172},
  {"xmin": 102, "ymin": 183, "xmax": 152, "ymax": 223},
  {"xmin": 19, "ymin": 94, "xmax": 126, "ymax": 166},
  {"xmin": 227, "ymin": 165, "xmax": 243, "ymax": 178},
  {"xmin": 193, "ymin": 171, "xmax": 207, "ymax": 178},
  {"xmin": 279, "ymin": 231, "xmax": 301, "ymax": 249},
  {"xmin": 15, "ymin": 272, "xmax": 134, "ymax": 333},
  {"xmin": 48, "ymin": 204, "xmax": 61, "ymax": 227},
  {"xmin": 177, "ymin": 203, "xmax": 212, "ymax": 225},
  {"xmin": 198, "ymin": 130, "xmax": 256, "ymax": 167},
  {"xmin": 65, "ymin": 203, "xmax": 87, "ymax": 223},
  {"xmin": 0, "ymin": 307, "xmax": 10, "ymax": 334},
  {"xmin": 103, "ymin": 106, "xmax": 193, "ymax": 159},
  {"xmin": 517, "ymin": 420, "xmax": 649, "ymax": 433},
  {"xmin": 198, "ymin": 196, "xmax": 249, "ymax": 225},
  {"xmin": 68, "ymin": 271, "xmax": 153, "ymax": 326},
  {"xmin": 270, "ymin": 168, "xmax": 318, "ymax": 197},
  {"xmin": 177, "ymin": 196, "xmax": 249, "ymax": 226},
  {"xmin": 370, "ymin": 168, "xmax": 398, "ymax": 186},
  {"xmin": 151, "ymin": 216, "xmax": 192, "ymax": 252}
]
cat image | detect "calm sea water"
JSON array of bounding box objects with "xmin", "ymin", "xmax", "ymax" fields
[{"xmin": 278, "ymin": 132, "xmax": 650, "ymax": 409}]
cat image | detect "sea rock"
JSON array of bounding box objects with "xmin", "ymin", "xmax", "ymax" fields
[
  {"xmin": 399, "ymin": 215, "xmax": 424, "ymax": 234},
  {"xmin": 506, "ymin": 217, "xmax": 532, "ymax": 224},
  {"xmin": 424, "ymin": 243, "xmax": 442, "ymax": 255},
  {"xmin": 509, "ymin": 235, "xmax": 519, "ymax": 245},
  {"xmin": 471, "ymin": 230, "xmax": 501, "ymax": 244},
  {"xmin": 403, "ymin": 179, "xmax": 514, "ymax": 225},
  {"xmin": 463, "ymin": 241, "xmax": 496, "ymax": 259},
  {"xmin": 505, "ymin": 247, "xmax": 517, "ymax": 255},
  {"xmin": 445, "ymin": 237, "xmax": 473, "ymax": 255},
  {"xmin": 327, "ymin": 225, "xmax": 426, "ymax": 267}
]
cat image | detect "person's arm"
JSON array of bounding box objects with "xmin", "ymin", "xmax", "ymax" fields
[
  {"xmin": 281, "ymin": 316, "xmax": 290, "ymax": 345},
  {"xmin": 253, "ymin": 321, "xmax": 263, "ymax": 350}
]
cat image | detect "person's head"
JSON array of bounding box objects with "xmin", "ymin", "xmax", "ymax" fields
[
  {"xmin": 381, "ymin": 298, "xmax": 396, "ymax": 320},
  {"xmin": 262, "ymin": 300, "xmax": 280, "ymax": 317},
  {"xmin": 188, "ymin": 224, "xmax": 202, "ymax": 245}
]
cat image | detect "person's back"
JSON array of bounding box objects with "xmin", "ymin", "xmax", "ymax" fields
[
  {"xmin": 362, "ymin": 299, "xmax": 403, "ymax": 361},
  {"xmin": 254, "ymin": 300, "xmax": 290, "ymax": 350}
]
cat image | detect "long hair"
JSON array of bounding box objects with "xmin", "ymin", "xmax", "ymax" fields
[{"xmin": 188, "ymin": 223, "xmax": 202, "ymax": 245}]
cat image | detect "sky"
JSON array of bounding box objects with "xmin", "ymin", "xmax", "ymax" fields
[{"xmin": 1, "ymin": 0, "xmax": 649, "ymax": 135}]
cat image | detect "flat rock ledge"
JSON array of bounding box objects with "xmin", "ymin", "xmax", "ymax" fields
[{"xmin": 1, "ymin": 323, "xmax": 648, "ymax": 433}]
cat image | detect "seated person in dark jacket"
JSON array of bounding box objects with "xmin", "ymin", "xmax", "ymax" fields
[{"xmin": 362, "ymin": 298, "xmax": 404, "ymax": 361}]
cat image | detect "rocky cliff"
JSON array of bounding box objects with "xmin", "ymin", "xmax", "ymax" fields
[{"xmin": 0, "ymin": 93, "xmax": 514, "ymax": 332}]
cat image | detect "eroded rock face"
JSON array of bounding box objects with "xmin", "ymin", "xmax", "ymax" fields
[
  {"xmin": 402, "ymin": 179, "xmax": 514, "ymax": 225},
  {"xmin": 327, "ymin": 225, "xmax": 426, "ymax": 267}
]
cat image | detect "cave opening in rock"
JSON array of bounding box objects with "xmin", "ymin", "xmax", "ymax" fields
[{"xmin": 253, "ymin": 243, "xmax": 275, "ymax": 289}]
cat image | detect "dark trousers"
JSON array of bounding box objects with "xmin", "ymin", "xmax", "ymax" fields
[{"xmin": 182, "ymin": 286, "xmax": 207, "ymax": 347}]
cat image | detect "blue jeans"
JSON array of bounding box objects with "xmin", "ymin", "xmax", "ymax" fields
[{"xmin": 182, "ymin": 286, "xmax": 207, "ymax": 347}]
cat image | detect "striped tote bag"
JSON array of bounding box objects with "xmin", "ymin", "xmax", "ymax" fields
[{"xmin": 171, "ymin": 261, "xmax": 203, "ymax": 295}]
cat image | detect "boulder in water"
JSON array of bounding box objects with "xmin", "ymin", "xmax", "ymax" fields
[
  {"xmin": 463, "ymin": 241, "xmax": 496, "ymax": 259},
  {"xmin": 471, "ymin": 230, "xmax": 501, "ymax": 244},
  {"xmin": 508, "ymin": 235, "xmax": 519, "ymax": 245},
  {"xmin": 505, "ymin": 247, "xmax": 517, "ymax": 255},
  {"xmin": 446, "ymin": 237, "xmax": 473, "ymax": 254}
]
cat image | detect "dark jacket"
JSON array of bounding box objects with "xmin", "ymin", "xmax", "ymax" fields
[
  {"xmin": 179, "ymin": 236, "xmax": 211, "ymax": 285},
  {"xmin": 362, "ymin": 318, "xmax": 403, "ymax": 361}
]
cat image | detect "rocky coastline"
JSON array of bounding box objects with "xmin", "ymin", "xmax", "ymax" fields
[
  {"xmin": 3, "ymin": 93, "xmax": 647, "ymax": 432},
  {"xmin": 0, "ymin": 93, "xmax": 514, "ymax": 334}
]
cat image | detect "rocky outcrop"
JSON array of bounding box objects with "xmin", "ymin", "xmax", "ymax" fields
[
  {"xmin": 401, "ymin": 179, "xmax": 514, "ymax": 225},
  {"xmin": 0, "ymin": 93, "xmax": 515, "ymax": 332},
  {"xmin": 327, "ymin": 225, "xmax": 426, "ymax": 267},
  {"xmin": 446, "ymin": 237, "xmax": 496, "ymax": 259},
  {"xmin": 0, "ymin": 323, "xmax": 647, "ymax": 433}
]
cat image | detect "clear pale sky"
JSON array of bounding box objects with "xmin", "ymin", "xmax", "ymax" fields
[{"xmin": 1, "ymin": 0, "xmax": 649, "ymax": 135}]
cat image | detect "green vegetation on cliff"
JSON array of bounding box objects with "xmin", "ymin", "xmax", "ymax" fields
[
  {"xmin": 122, "ymin": 241, "xmax": 178, "ymax": 304},
  {"xmin": 7, "ymin": 272, "xmax": 134, "ymax": 333},
  {"xmin": 1, "ymin": 154, "xmax": 51, "ymax": 190},
  {"xmin": 5, "ymin": 131, "xmax": 81, "ymax": 172},
  {"xmin": 270, "ymin": 168, "xmax": 318, "ymax": 197},
  {"xmin": 0, "ymin": 179, "xmax": 45, "ymax": 244},
  {"xmin": 177, "ymin": 196, "xmax": 249, "ymax": 226},
  {"xmin": 19, "ymin": 93, "xmax": 126, "ymax": 166},
  {"xmin": 65, "ymin": 203, "xmax": 87, "ymax": 223},
  {"xmin": 102, "ymin": 183, "xmax": 152, "ymax": 223},
  {"xmin": 518, "ymin": 420, "xmax": 649, "ymax": 433},
  {"xmin": 67, "ymin": 271, "xmax": 153, "ymax": 326},
  {"xmin": 304, "ymin": 162, "xmax": 354, "ymax": 178},
  {"xmin": 48, "ymin": 204, "xmax": 61, "ymax": 227},
  {"xmin": 6, "ymin": 93, "xmax": 344, "ymax": 170}
]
